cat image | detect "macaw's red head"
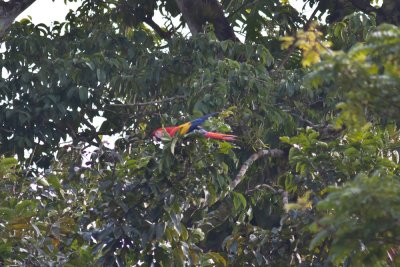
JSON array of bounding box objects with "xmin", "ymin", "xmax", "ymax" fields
[{"xmin": 152, "ymin": 127, "xmax": 178, "ymax": 140}]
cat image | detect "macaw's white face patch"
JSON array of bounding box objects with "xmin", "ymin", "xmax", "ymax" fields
[{"xmin": 152, "ymin": 128, "xmax": 171, "ymax": 141}]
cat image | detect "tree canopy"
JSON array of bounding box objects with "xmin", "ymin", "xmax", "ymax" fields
[{"xmin": 1, "ymin": 0, "xmax": 400, "ymax": 266}]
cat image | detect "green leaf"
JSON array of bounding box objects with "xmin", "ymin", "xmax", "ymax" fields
[
  {"xmin": 204, "ymin": 252, "xmax": 227, "ymax": 267},
  {"xmin": 309, "ymin": 229, "xmax": 330, "ymax": 250},
  {"xmin": 79, "ymin": 87, "xmax": 89, "ymax": 102},
  {"xmin": 96, "ymin": 68, "xmax": 106, "ymax": 82},
  {"xmin": 191, "ymin": 228, "xmax": 205, "ymax": 242},
  {"xmin": 0, "ymin": 207, "xmax": 15, "ymax": 220},
  {"xmin": 0, "ymin": 157, "xmax": 18, "ymax": 167},
  {"xmin": 47, "ymin": 175, "xmax": 61, "ymax": 190},
  {"xmin": 85, "ymin": 60, "xmax": 95, "ymax": 70},
  {"xmin": 170, "ymin": 137, "xmax": 178, "ymax": 155},
  {"xmin": 15, "ymin": 200, "xmax": 36, "ymax": 214},
  {"xmin": 232, "ymin": 192, "xmax": 246, "ymax": 210},
  {"xmin": 37, "ymin": 177, "xmax": 50, "ymax": 187}
]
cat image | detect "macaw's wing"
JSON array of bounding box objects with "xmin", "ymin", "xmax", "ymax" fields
[
  {"xmin": 201, "ymin": 130, "xmax": 237, "ymax": 141},
  {"xmin": 186, "ymin": 112, "xmax": 219, "ymax": 133},
  {"xmin": 175, "ymin": 113, "xmax": 219, "ymax": 135},
  {"xmin": 166, "ymin": 112, "xmax": 219, "ymax": 136}
]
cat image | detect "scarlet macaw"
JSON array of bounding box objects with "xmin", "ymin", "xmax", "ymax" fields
[{"xmin": 152, "ymin": 113, "xmax": 236, "ymax": 141}]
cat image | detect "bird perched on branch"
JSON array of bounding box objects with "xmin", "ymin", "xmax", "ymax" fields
[{"xmin": 152, "ymin": 113, "xmax": 236, "ymax": 141}]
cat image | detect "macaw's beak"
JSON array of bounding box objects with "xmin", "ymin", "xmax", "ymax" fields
[
  {"xmin": 152, "ymin": 128, "xmax": 171, "ymax": 141},
  {"xmin": 152, "ymin": 132, "xmax": 162, "ymax": 141}
]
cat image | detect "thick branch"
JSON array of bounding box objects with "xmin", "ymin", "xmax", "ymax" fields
[
  {"xmin": 143, "ymin": 17, "xmax": 172, "ymax": 40},
  {"xmin": 348, "ymin": 0, "xmax": 400, "ymax": 25},
  {"xmin": 174, "ymin": 0, "xmax": 201, "ymax": 35},
  {"xmin": 378, "ymin": 0, "xmax": 400, "ymax": 25},
  {"xmin": 0, "ymin": 0, "xmax": 36, "ymax": 39},
  {"xmin": 174, "ymin": 0, "xmax": 239, "ymax": 41}
]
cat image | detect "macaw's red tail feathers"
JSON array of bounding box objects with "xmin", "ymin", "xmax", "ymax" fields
[{"xmin": 203, "ymin": 131, "xmax": 237, "ymax": 141}]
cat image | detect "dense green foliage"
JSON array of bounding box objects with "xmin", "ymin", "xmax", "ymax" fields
[{"xmin": 1, "ymin": 0, "xmax": 400, "ymax": 266}]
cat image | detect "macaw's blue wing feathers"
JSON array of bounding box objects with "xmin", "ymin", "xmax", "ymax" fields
[{"xmin": 187, "ymin": 112, "xmax": 219, "ymax": 132}]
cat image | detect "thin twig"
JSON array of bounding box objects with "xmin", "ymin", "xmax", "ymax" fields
[
  {"xmin": 246, "ymin": 184, "xmax": 289, "ymax": 207},
  {"xmin": 275, "ymin": 43, "xmax": 298, "ymax": 71},
  {"xmin": 81, "ymin": 119, "xmax": 102, "ymax": 145},
  {"xmin": 274, "ymin": 5, "xmax": 319, "ymax": 71},
  {"xmin": 246, "ymin": 183, "xmax": 278, "ymax": 194},
  {"xmin": 281, "ymin": 190, "xmax": 288, "ymax": 206},
  {"xmin": 27, "ymin": 144, "xmax": 37, "ymax": 168},
  {"xmin": 290, "ymin": 112, "xmax": 316, "ymax": 127},
  {"xmin": 0, "ymin": 126, "xmax": 13, "ymax": 133},
  {"xmin": 227, "ymin": 0, "xmax": 259, "ymax": 19},
  {"xmin": 108, "ymin": 95, "xmax": 187, "ymax": 107},
  {"xmin": 303, "ymin": 5, "xmax": 320, "ymax": 30}
]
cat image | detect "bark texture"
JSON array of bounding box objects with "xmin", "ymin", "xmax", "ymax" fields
[
  {"xmin": 378, "ymin": 0, "xmax": 400, "ymax": 25},
  {"xmin": 174, "ymin": 0, "xmax": 239, "ymax": 41},
  {"xmin": 324, "ymin": 0, "xmax": 400, "ymax": 26},
  {"xmin": 349, "ymin": 0, "xmax": 400, "ymax": 25},
  {"xmin": 0, "ymin": 0, "xmax": 35, "ymax": 39}
]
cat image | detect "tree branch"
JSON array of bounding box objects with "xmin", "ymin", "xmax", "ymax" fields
[
  {"xmin": 227, "ymin": 0, "xmax": 255, "ymax": 20},
  {"xmin": 207, "ymin": 149, "xmax": 285, "ymax": 205},
  {"xmin": 281, "ymin": 190, "xmax": 288, "ymax": 206},
  {"xmin": 174, "ymin": 0, "xmax": 201, "ymax": 35},
  {"xmin": 143, "ymin": 17, "xmax": 172, "ymax": 40},
  {"xmin": 108, "ymin": 95, "xmax": 187, "ymax": 107},
  {"xmin": 0, "ymin": 0, "xmax": 36, "ymax": 39},
  {"xmin": 378, "ymin": 0, "xmax": 400, "ymax": 25},
  {"xmin": 174, "ymin": 0, "xmax": 239, "ymax": 41},
  {"xmin": 274, "ymin": 4, "xmax": 319, "ymax": 71},
  {"xmin": 246, "ymin": 184, "xmax": 289, "ymax": 206},
  {"xmin": 229, "ymin": 149, "xmax": 285, "ymax": 191},
  {"xmin": 197, "ymin": 149, "xmax": 286, "ymax": 233},
  {"xmin": 246, "ymin": 183, "xmax": 278, "ymax": 194}
]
